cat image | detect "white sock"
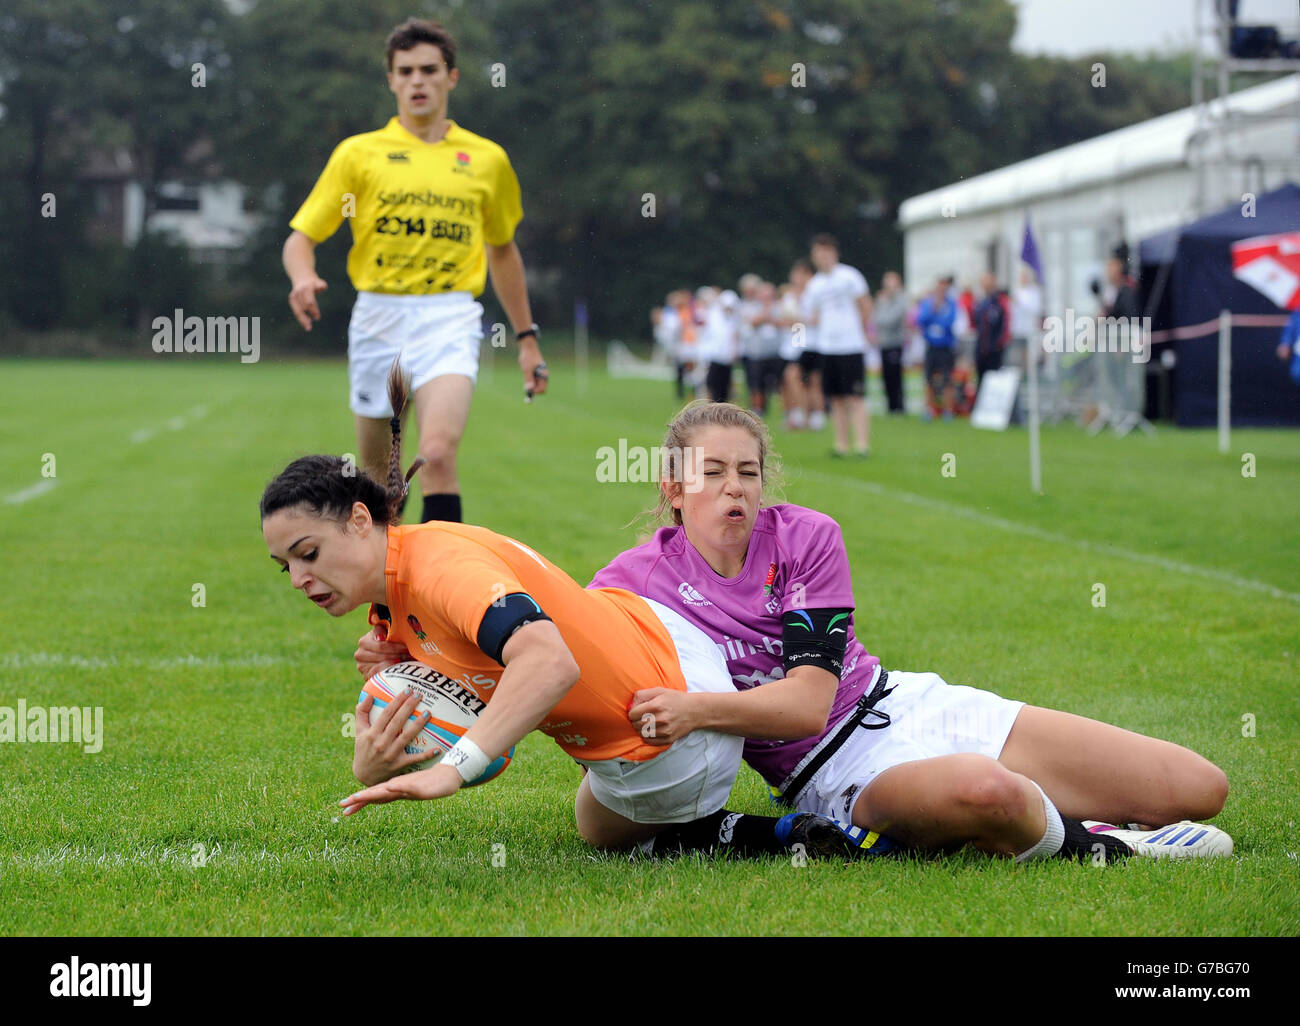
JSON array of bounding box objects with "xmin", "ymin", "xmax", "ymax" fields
[{"xmin": 1014, "ymin": 780, "xmax": 1066, "ymax": 863}]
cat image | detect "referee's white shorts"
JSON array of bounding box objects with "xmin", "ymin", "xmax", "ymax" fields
[
  {"xmin": 347, "ymin": 291, "xmax": 484, "ymax": 418},
  {"xmin": 577, "ymin": 598, "xmax": 745, "ymax": 825},
  {"xmin": 789, "ymin": 669, "xmax": 1025, "ymax": 824}
]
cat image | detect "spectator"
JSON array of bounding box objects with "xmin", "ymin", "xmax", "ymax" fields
[
  {"xmin": 915, "ymin": 276, "xmax": 960, "ymax": 420},
  {"xmin": 803, "ymin": 234, "xmax": 873, "ymax": 457},
  {"xmin": 698, "ymin": 287, "xmax": 740, "ymax": 403},
  {"xmin": 737, "ymin": 273, "xmax": 764, "ymax": 411},
  {"xmin": 1010, "ymin": 266, "xmax": 1044, "ymax": 423},
  {"xmin": 1277, "ymin": 308, "xmax": 1300, "ymax": 385},
  {"xmin": 972, "ymin": 271, "xmax": 1009, "ymax": 398},
  {"xmin": 873, "ymin": 271, "xmax": 909, "ymax": 414},
  {"xmin": 791, "ymin": 258, "xmax": 826, "ymax": 431},
  {"xmin": 776, "ymin": 262, "xmax": 814, "ymax": 430},
  {"xmin": 743, "ymin": 279, "xmax": 785, "ymax": 417}
]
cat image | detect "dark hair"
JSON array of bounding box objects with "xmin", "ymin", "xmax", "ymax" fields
[
  {"xmin": 385, "ymin": 18, "xmax": 457, "ymax": 71},
  {"xmin": 810, "ymin": 232, "xmax": 839, "ymax": 252},
  {"xmin": 790, "ymin": 258, "xmax": 813, "ymax": 275},
  {"xmin": 260, "ymin": 361, "xmax": 424, "ymax": 527}
]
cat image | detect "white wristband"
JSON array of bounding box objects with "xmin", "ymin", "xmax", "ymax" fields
[{"xmin": 443, "ymin": 737, "xmax": 490, "ymax": 785}]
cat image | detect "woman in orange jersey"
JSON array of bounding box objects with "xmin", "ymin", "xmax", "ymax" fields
[{"xmin": 259, "ymin": 366, "xmax": 863, "ymax": 861}]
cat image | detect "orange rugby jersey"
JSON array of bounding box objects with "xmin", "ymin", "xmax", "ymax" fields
[{"xmin": 370, "ymin": 523, "xmax": 687, "ymax": 762}]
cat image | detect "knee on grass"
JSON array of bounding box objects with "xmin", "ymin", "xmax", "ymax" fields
[{"xmin": 1146, "ymin": 753, "xmax": 1229, "ymax": 824}]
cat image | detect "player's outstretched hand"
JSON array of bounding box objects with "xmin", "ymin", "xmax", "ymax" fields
[
  {"xmin": 339, "ymin": 762, "xmax": 462, "ymax": 815},
  {"xmin": 355, "ymin": 626, "xmax": 411, "ymax": 679},
  {"xmin": 352, "ymin": 690, "xmax": 433, "ymax": 785},
  {"xmin": 628, "ymin": 687, "xmax": 699, "ymax": 746},
  {"xmin": 288, "ymin": 275, "xmax": 328, "ymax": 331}
]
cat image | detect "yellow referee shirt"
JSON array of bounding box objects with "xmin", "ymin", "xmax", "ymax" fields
[{"xmin": 289, "ymin": 118, "xmax": 523, "ymax": 296}]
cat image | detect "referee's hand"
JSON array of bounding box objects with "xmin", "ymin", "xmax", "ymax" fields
[
  {"xmin": 288, "ymin": 275, "xmax": 328, "ymax": 331},
  {"xmin": 520, "ymin": 345, "xmax": 549, "ymax": 401}
]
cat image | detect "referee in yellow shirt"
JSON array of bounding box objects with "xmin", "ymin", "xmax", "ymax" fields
[{"xmin": 282, "ymin": 18, "xmax": 547, "ymax": 524}]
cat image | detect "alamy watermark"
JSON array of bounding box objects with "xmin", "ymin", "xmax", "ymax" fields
[
  {"xmin": 151, "ymin": 308, "xmax": 260, "ymax": 363},
  {"xmin": 0, "ymin": 700, "xmax": 103, "ymax": 753},
  {"xmin": 1042, "ymin": 310, "xmax": 1150, "ymax": 364},
  {"xmin": 595, "ymin": 442, "xmax": 707, "ymax": 491}
]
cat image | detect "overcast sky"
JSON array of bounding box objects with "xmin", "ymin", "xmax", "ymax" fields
[{"xmin": 1012, "ymin": 0, "xmax": 1300, "ymax": 56}]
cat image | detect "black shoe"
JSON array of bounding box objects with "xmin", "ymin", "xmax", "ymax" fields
[{"xmin": 778, "ymin": 812, "xmax": 859, "ymax": 860}]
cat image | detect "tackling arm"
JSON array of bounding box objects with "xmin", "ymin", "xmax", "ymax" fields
[{"xmin": 661, "ymin": 665, "xmax": 837, "ymax": 740}]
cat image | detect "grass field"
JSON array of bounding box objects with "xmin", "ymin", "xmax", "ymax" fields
[{"xmin": 1, "ymin": 354, "xmax": 1297, "ymax": 936}]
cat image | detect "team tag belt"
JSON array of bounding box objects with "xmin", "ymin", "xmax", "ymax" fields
[{"xmin": 777, "ymin": 670, "xmax": 895, "ymax": 806}]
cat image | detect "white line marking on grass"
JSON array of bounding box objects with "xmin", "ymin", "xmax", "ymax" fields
[
  {"xmin": 129, "ymin": 404, "xmax": 210, "ymax": 444},
  {"xmin": 797, "ymin": 468, "xmax": 1300, "ymax": 604},
  {"xmin": 0, "ymin": 652, "xmax": 293, "ymax": 670},
  {"xmin": 3, "ymin": 480, "xmax": 57, "ymax": 505},
  {"xmin": 8, "ymin": 844, "xmax": 533, "ymax": 868}
]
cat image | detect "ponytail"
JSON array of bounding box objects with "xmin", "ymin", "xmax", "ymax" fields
[
  {"xmin": 385, "ymin": 358, "xmax": 425, "ymax": 525},
  {"xmin": 258, "ymin": 358, "xmax": 424, "ymax": 527}
]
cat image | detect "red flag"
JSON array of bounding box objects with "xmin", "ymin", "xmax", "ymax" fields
[{"xmin": 1231, "ymin": 231, "xmax": 1300, "ymax": 310}]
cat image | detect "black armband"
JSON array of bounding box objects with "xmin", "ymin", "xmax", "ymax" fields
[
  {"xmin": 476, "ymin": 592, "xmax": 553, "ymax": 665},
  {"xmin": 782, "ymin": 607, "xmax": 852, "ymax": 677}
]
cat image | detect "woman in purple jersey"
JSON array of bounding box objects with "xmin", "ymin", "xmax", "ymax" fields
[{"xmin": 585, "ymin": 402, "xmax": 1232, "ymax": 863}]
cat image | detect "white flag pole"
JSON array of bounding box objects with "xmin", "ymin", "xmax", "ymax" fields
[
  {"xmin": 1217, "ymin": 309, "xmax": 1231, "ymax": 454},
  {"xmin": 575, "ymin": 298, "xmax": 590, "ymax": 396},
  {"xmin": 1028, "ymin": 328, "xmax": 1043, "ymax": 494}
]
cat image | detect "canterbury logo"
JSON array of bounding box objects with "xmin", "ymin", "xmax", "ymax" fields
[
  {"xmin": 387, "ymin": 151, "xmax": 411, "ymax": 162},
  {"xmin": 677, "ymin": 582, "xmax": 711, "ymax": 606},
  {"xmin": 718, "ymin": 812, "xmax": 741, "ymax": 843}
]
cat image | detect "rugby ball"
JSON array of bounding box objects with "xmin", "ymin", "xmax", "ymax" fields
[{"xmin": 360, "ymin": 661, "xmax": 512, "ymax": 786}]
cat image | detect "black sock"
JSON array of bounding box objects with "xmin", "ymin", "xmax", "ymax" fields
[
  {"xmin": 421, "ymin": 493, "xmax": 462, "ymax": 524},
  {"xmin": 645, "ymin": 809, "xmax": 785, "ymax": 858},
  {"xmin": 1060, "ymin": 814, "xmax": 1133, "ymax": 861}
]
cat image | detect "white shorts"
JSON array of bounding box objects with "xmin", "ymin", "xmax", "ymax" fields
[
  {"xmin": 789, "ymin": 669, "xmax": 1025, "ymax": 824},
  {"xmin": 347, "ymin": 291, "xmax": 484, "ymax": 418},
  {"xmin": 577, "ymin": 598, "xmax": 745, "ymax": 824}
]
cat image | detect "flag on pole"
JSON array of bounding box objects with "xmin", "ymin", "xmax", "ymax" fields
[
  {"xmin": 1020, "ymin": 214, "xmax": 1044, "ymax": 495},
  {"xmin": 1230, "ymin": 231, "xmax": 1300, "ymax": 310},
  {"xmin": 1021, "ymin": 217, "xmax": 1044, "ymax": 283}
]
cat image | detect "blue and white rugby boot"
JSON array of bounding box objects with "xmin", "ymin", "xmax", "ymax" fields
[{"xmin": 1082, "ymin": 820, "xmax": 1233, "ymax": 858}]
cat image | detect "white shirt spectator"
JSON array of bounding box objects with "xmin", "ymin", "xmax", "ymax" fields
[
  {"xmin": 698, "ymin": 291, "xmax": 740, "ymax": 364},
  {"xmin": 1012, "ymin": 282, "xmax": 1043, "ymax": 338},
  {"xmin": 654, "ymin": 306, "xmax": 680, "ymax": 359},
  {"xmin": 738, "ymin": 298, "xmax": 762, "ymax": 359},
  {"xmin": 803, "ymin": 263, "xmax": 869, "ymax": 355},
  {"xmin": 741, "ymin": 298, "xmax": 782, "ymax": 360}
]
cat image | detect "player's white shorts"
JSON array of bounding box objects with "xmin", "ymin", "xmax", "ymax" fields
[
  {"xmin": 577, "ymin": 598, "xmax": 744, "ymax": 824},
  {"xmin": 348, "ymin": 291, "xmax": 484, "ymax": 418},
  {"xmin": 788, "ymin": 669, "xmax": 1025, "ymax": 824}
]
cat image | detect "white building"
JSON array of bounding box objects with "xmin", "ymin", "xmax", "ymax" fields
[
  {"xmin": 80, "ymin": 146, "xmax": 259, "ymax": 261},
  {"xmin": 897, "ymin": 74, "xmax": 1300, "ymax": 316}
]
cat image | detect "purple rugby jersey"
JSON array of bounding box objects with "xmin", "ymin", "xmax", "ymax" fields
[{"xmin": 588, "ymin": 503, "xmax": 879, "ymax": 789}]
